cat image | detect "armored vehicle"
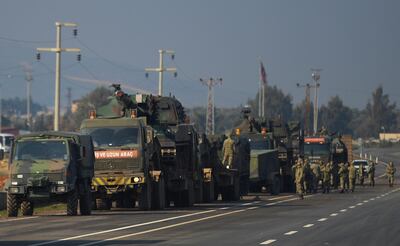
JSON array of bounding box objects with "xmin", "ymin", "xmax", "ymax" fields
[
  {"xmin": 80, "ymin": 116, "xmax": 164, "ymax": 210},
  {"xmin": 5, "ymin": 132, "xmax": 94, "ymax": 217},
  {"xmin": 94, "ymin": 85, "xmax": 201, "ymax": 207}
]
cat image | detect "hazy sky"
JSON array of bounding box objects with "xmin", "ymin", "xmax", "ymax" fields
[{"xmin": 0, "ymin": 0, "xmax": 399, "ymax": 110}]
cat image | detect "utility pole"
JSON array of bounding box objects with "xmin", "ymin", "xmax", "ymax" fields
[
  {"xmin": 145, "ymin": 49, "xmax": 177, "ymax": 96},
  {"xmin": 311, "ymin": 68, "xmax": 322, "ymax": 135},
  {"xmin": 200, "ymin": 77, "xmax": 223, "ymax": 135},
  {"xmin": 36, "ymin": 22, "xmax": 80, "ymax": 131},
  {"xmin": 296, "ymin": 83, "xmax": 311, "ymax": 135},
  {"xmin": 0, "ymin": 83, "xmax": 2, "ymax": 133},
  {"xmin": 66, "ymin": 87, "xmax": 72, "ymax": 113},
  {"xmin": 22, "ymin": 64, "xmax": 33, "ymax": 131}
]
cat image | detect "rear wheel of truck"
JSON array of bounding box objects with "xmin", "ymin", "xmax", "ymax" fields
[
  {"xmin": 194, "ymin": 178, "xmax": 203, "ymax": 203},
  {"xmin": 21, "ymin": 200, "xmax": 34, "ymax": 216},
  {"xmin": 202, "ymin": 179, "xmax": 215, "ymax": 203},
  {"xmin": 139, "ymin": 182, "xmax": 152, "ymax": 210},
  {"xmin": 232, "ymin": 177, "xmax": 241, "ymax": 201},
  {"xmin": 7, "ymin": 194, "xmax": 19, "ymax": 217},
  {"xmin": 67, "ymin": 188, "xmax": 79, "ymax": 216},
  {"xmin": 221, "ymin": 187, "xmax": 232, "ymax": 201},
  {"xmin": 270, "ymin": 176, "xmax": 281, "ymax": 196},
  {"xmin": 151, "ymin": 177, "xmax": 165, "ymax": 210},
  {"xmin": 96, "ymin": 198, "xmax": 111, "ymax": 210},
  {"xmin": 79, "ymin": 186, "xmax": 92, "ymax": 215},
  {"xmin": 175, "ymin": 180, "xmax": 195, "ymax": 207}
]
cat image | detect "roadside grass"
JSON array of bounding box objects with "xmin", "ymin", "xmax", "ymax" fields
[{"xmin": 0, "ymin": 202, "xmax": 66, "ymax": 218}]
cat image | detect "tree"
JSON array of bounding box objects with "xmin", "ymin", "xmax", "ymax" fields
[{"xmin": 319, "ymin": 96, "xmax": 353, "ymax": 135}]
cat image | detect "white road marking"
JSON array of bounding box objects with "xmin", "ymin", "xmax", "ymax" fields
[
  {"xmin": 370, "ymin": 198, "xmax": 375, "ymax": 201},
  {"xmin": 303, "ymin": 224, "xmax": 314, "ymax": 228},
  {"xmin": 349, "ymin": 206, "xmax": 355, "ymax": 209},
  {"xmin": 284, "ymin": 231, "xmax": 298, "ymax": 235},
  {"xmin": 340, "ymin": 209, "xmax": 347, "ymax": 212},
  {"xmin": 318, "ymin": 218, "xmax": 328, "ymax": 222},
  {"xmin": 268, "ymin": 195, "xmax": 294, "ymax": 201},
  {"xmin": 0, "ymin": 216, "xmax": 39, "ymax": 223},
  {"xmin": 242, "ymin": 202, "xmax": 255, "ymax": 206},
  {"xmin": 330, "ymin": 213, "xmax": 338, "ymax": 217},
  {"xmin": 260, "ymin": 239, "xmax": 277, "ymax": 245},
  {"xmin": 363, "ymin": 200, "xmax": 369, "ymax": 203},
  {"xmin": 29, "ymin": 210, "xmax": 216, "ymax": 246},
  {"xmin": 220, "ymin": 207, "xmax": 230, "ymax": 210},
  {"xmin": 79, "ymin": 209, "xmax": 247, "ymax": 246},
  {"xmin": 247, "ymin": 206, "xmax": 258, "ymax": 210},
  {"xmin": 357, "ymin": 203, "xmax": 363, "ymax": 206}
]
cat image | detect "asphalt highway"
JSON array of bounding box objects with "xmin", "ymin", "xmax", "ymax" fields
[{"xmin": 0, "ymin": 147, "xmax": 398, "ymax": 246}]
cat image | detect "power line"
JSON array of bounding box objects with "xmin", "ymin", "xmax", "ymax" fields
[{"xmin": 0, "ymin": 36, "xmax": 73, "ymax": 44}]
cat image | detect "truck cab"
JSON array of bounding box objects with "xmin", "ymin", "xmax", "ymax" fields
[{"xmin": 0, "ymin": 133, "xmax": 14, "ymax": 153}]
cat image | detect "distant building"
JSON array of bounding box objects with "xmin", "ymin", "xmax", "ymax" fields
[{"xmin": 379, "ymin": 133, "xmax": 400, "ymax": 142}]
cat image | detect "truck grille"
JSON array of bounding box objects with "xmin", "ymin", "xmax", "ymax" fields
[{"xmin": 95, "ymin": 159, "xmax": 140, "ymax": 171}]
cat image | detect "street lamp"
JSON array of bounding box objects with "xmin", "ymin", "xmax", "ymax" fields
[{"xmin": 311, "ymin": 68, "xmax": 322, "ymax": 135}]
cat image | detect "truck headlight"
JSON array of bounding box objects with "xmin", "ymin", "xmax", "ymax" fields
[
  {"xmin": 133, "ymin": 177, "xmax": 141, "ymax": 183},
  {"xmin": 10, "ymin": 187, "xmax": 19, "ymax": 193},
  {"xmin": 17, "ymin": 174, "xmax": 23, "ymax": 179},
  {"xmin": 11, "ymin": 181, "xmax": 18, "ymax": 185},
  {"xmin": 56, "ymin": 186, "xmax": 66, "ymax": 192}
]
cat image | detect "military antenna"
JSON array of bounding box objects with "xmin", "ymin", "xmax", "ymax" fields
[{"xmin": 200, "ymin": 77, "xmax": 223, "ymax": 135}]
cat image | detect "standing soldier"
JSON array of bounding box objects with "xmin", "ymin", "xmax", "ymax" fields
[
  {"xmin": 386, "ymin": 162, "xmax": 396, "ymax": 187},
  {"xmin": 293, "ymin": 158, "xmax": 305, "ymax": 199},
  {"xmin": 367, "ymin": 161, "xmax": 376, "ymax": 187},
  {"xmin": 321, "ymin": 161, "xmax": 332, "ymax": 193},
  {"xmin": 303, "ymin": 159, "xmax": 312, "ymax": 194},
  {"xmin": 338, "ymin": 163, "xmax": 348, "ymax": 193},
  {"xmin": 222, "ymin": 132, "xmax": 235, "ymax": 169},
  {"xmin": 348, "ymin": 162, "xmax": 356, "ymax": 192},
  {"xmin": 331, "ymin": 162, "xmax": 339, "ymax": 189},
  {"xmin": 358, "ymin": 163, "xmax": 365, "ymax": 186},
  {"xmin": 311, "ymin": 161, "xmax": 321, "ymax": 193}
]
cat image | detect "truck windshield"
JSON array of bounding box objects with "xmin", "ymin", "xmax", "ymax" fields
[
  {"xmin": 83, "ymin": 127, "xmax": 139, "ymax": 148},
  {"xmin": 14, "ymin": 140, "xmax": 68, "ymax": 160},
  {"xmin": 304, "ymin": 143, "xmax": 330, "ymax": 156}
]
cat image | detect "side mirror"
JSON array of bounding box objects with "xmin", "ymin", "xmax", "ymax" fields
[
  {"xmin": 80, "ymin": 146, "xmax": 86, "ymax": 158},
  {"xmin": 146, "ymin": 127, "xmax": 154, "ymax": 144},
  {"xmin": 0, "ymin": 149, "xmax": 4, "ymax": 160}
]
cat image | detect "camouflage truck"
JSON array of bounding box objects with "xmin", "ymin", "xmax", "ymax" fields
[
  {"xmin": 80, "ymin": 117, "xmax": 164, "ymax": 210},
  {"xmin": 198, "ymin": 133, "xmax": 248, "ymax": 202},
  {"xmin": 4, "ymin": 132, "xmax": 94, "ymax": 217},
  {"xmin": 94, "ymin": 85, "xmax": 201, "ymax": 207}
]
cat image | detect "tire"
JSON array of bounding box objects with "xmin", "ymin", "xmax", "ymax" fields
[
  {"xmin": 21, "ymin": 200, "xmax": 34, "ymax": 216},
  {"xmin": 151, "ymin": 177, "xmax": 165, "ymax": 210},
  {"xmin": 221, "ymin": 187, "xmax": 232, "ymax": 201},
  {"xmin": 270, "ymin": 176, "xmax": 281, "ymax": 196},
  {"xmin": 175, "ymin": 180, "xmax": 194, "ymax": 207},
  {"xmin": 79, "ymin": 192, "xmax": 92, "ymax": 216},
  {"xmin": 194, "ymin": 178, "xmax": 203, "ymax": 204},
  {"xmin": 96, "ymin": 198, "xmax": 111, "ymax": 210},
  {"xmin": 7, "ymin": 194, "xmax": 19, "ymax": 217},
  {"xmin": 122, "ymin": 191, "xmax": 136, "ymax": 208},
  {"xmin": 203, "ymin": 179, "xmax": 215, "ymax": 203},
  {"xmin": 233, "ymin": 177, "xmax": 240, "ymax": 201},
  {"xmin": 67, "ymin": 188, "xmax": 79, "ymax": 216},
  {"xmin": 139, "ymin": 182, "xmax": 152, "ymax": 210}
]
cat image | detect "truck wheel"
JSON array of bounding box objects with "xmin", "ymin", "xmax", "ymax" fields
[
  {"xmin": 151, "ymin": 177, "xmax": 165, "ymax": 210},
  {"xmin": 270, "ymin": 176, "xmax": 281, "ymax": 196},
  {"xmin": 233, "ymin": 177, "xmax": 240, "ymax": 201},
  {"xmin": 221, "ymin": 187, "xmax": 232, "ymax": 201},
  {"xmin": 194, "ymin": 179, "xmax": 203, "ymax": 203},
  {"xmin": 67, "ymin": 189, "xmax": 78, "ymax": 216},
  {"xmin": 7, "ymin": 194, "xmax": 19, "ymax": 217},
  {"xmin": 203, "ymin": 179, "xmax": 215, "ymax": 203},
  {"xmin": 96, "ymin": 198, "xmax": 111, "ymax": 210},
  {"xmin": 21, "ymin": 200, "xmax": 34, "ymax": 216},
  {"xmin": 79, "ymin": 191, "xmax": 92, "ymax": 216},
  {"xmin": 122, "ymin": 191, "xmax": 135, "ymax": 208},
  {"xmin": 139, "ymin": 182, "xmax": 152, "ymax": 210}
]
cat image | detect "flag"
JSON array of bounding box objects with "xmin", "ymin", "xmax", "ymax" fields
[{"xmin": 260, "ymin": 61, "xmax": 267, "ymax": 85}]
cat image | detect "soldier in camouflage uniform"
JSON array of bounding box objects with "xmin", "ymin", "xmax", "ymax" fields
[
  {"xmin": 348, "ymin": 162, "xmax": 356, "ymax": 192},
  {"xmin": 303, "ymin": 159, "xmax": 312, "ymax": 194},
  {"xmin": 310, "ymin": 161, "xmax": 321, "ymax": 193},
  {"xmin": 338, "ymin": 162, "xmax": 349, "ymax": 193},
  {"xmin": 367, "ymin": 161, "xmax": 376, "ymax": 187},
  {"xmin": 321, "ymin": 161, "xmax": 332, "ymax": 193},
  {"xmin": 358, "ymin": 162, "xmax": 365, "ymax": 186},
  {"xmin": 222, "ymin": 132, "xmax": 235, "ymax": 169},
  {"xmin": 331, "ymin": 162, "xmax": 339, "ymax": 189},
  {"xmin": 386, "ymin": 162, "xmax": 396, "ymax": 187},
  {"xmin": 293, "ymin": 158, "xmax": 305, "ymax": 199}
]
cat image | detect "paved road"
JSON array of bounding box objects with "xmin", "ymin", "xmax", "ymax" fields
[{"xmin": 0, "ymin": 147, "xmax": 398, "ymax": 246}]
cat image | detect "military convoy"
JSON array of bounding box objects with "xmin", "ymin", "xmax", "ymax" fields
[{"xmin": 5, "ymin": 132, "xmax": 94, "ymax": 216}]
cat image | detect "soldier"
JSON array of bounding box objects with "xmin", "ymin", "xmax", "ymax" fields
[
  {"xmin": 310, "ymin": 161, "xmax": 321, "ymax": 193},
  {"xmin": 348, "ymin": 162, "xmax": 356, "ymax": 192},
  {"xmin": 367, "ymin": 161, "xmax": 376, "ymax": 187},
  {"xmin": 293, "ymin": 158, "xmax": 305, "ymax": 199},
  {"xmin": 222, "ymin": 132, "xmax": 235, "ymax": 169},
  {"xmin": 358, "ymin": 163, "xmax": 365, "ymax": 186},
  {"xmin": 321, "ymin": 161, "xmax": 332, "ymax": 193},
  {"xmin": 338, "ymin": 162, "xmax": 349, "ymax": 193},
  {"xmin": 386, "ymin": 162, "xmax": 396, "ymax": 187},
  {"xmin": 331, "ymin": 162, "xmax": 339, "ymax": 189},
  {"xmin": 303, "ymin": 159, "xmax": 312, "ymax": 194}
]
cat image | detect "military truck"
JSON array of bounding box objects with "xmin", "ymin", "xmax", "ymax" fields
[
  {"xmin": 198, "ymin": 133, "xmax": 248, "ymax": 202},
  {"xmin": 80, "ymin": 116, "xmax": 164, "ymax": 210},
  {"xmin": 5, "ymin": 132, "xmax": 94, "ymax": 217},
  {"xmin": 95, "ymin": 85, "xmax": 201, "ymax": 207}
]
